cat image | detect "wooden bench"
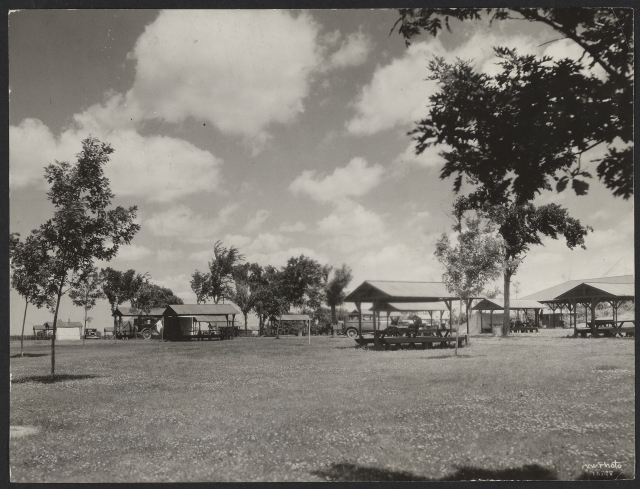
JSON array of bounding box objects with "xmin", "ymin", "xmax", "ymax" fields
[
  {"xmin": 576, "ymin": 326, "xmax": 635, "ymax": 338},
  {"xmin": 510, "ymin": 325, "xmax": 539, "ymax": 333}
]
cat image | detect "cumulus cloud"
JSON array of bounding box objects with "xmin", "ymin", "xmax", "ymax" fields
[
  {"xmin": 111, "ymin": 243, "xmax": 154, "ymax": 261},
  {"xmin": 145, "ymin": 203, "xmax": 239, "ymax": 244},
  {"xmin": 189, "ymin": 231, "xmax": 328, "ymax": 268},
  {"xmin": 156, "ymin": 248, "xmax": 185, "ymax": 263},
  {"xmin": 289, "ymin": 157, "xmax": 385, "ymax": 203},
  {"xmin": 9, "ymin": 113, "xmax": 224, "ymax": 202},
  {"xmin": 393, "ymin": 140, "xmax": 449, "ymax": 170},
  {"xmin": 243, "ymin": 209, "xmax": 271, "ymax": 233},
  {"xmin": 346, "ymin": 30, "xmax": 548, "ymax": 136},
  {"xmin": 279, "ymin": 221, "xmax": 308, "ymax": 232},
  {"xmin": 128, "ymin": 10, "xmax": 322, "ymax": 149},
  {"xmin": 328, "ymin": 30, "xmax": 372, "ymax": 69}
]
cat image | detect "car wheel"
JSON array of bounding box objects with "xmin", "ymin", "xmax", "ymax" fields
[
  {"xmin": 141, "ymin": 328, "xmax": 152, "ymax": 340},
  {"xmin": 345, "ymin": 328, "xmax": 359, "ymax": 339}
]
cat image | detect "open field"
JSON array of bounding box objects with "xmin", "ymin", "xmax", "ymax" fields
[{"xmin": 10, "ymin": 331, "xmax": 635, "ymax": 482}]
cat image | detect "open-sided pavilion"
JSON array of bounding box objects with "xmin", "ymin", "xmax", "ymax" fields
[
  {"xmin": 521, "ymin": 275, "xmax": 634, "ymax": 337},
  {"xmin": 471, "ymin": 298, "xmax": 545, "ymax": 332},
  {"xmin": 344, "ymin": 280, "xmax": 479, "ymax": 347},
  {"xmin": 368, "ymin": 302, "xmax": 449, "ymax": 327}
]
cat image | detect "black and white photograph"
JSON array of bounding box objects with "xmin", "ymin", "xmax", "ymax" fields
[{"xmin": 8, "ymin": 7, "xmax": 634, "ymax": 482}]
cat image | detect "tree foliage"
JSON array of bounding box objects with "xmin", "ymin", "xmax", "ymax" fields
[
  {"xmin": 395, "ymin": 7, "xmax": 633, "ymax": 200},
  {"xmin": 10, "ymin": 232, "xmax": 56, "ymax": 356},
  {"xmin": 100, "ymin": 267, "xmax": 146, "ymax": 312},
  {"xmin": 69, "ymin": 265, "xmax": 105, "ymax": 346},
  {"xmin": 131, "ymin": 281, "xmax": 183, "ymax": 314},
  {"xmin": 454, "ymin": 198, "xmax": 592, "ymax": 335},
  {"xmin": 323, "ymin": 263, "xmax": 353, "ymax": 324},
  {"xmin": 190, "ymin": 241, "xmax": 244, "ymax": 304},
  {"xmin": 31, "ymin": 137, "xmax": 140, "ymax": 377},
  {"xmin": 231, "ymin": 262, "xmax": 263, "ymax": 334},
  {"xmin": 434, "ymin": 217, "xmax": 505, "ymax": 300},
  {"xmin": 281, "ymin": 255, "xmax": 330, "ymax": 312}
]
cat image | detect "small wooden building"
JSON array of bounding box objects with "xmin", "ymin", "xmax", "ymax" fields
[
  {"xmin": 163, "ymin": 304, "xmax": 240, "ymax": 341},
  {"xmin": 43, "ymin": 320, "xmax": 83, "ymax": 340}
]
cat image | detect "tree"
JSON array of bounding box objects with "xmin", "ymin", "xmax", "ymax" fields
[
  {"xmin": 101, "ymin": 267, "xmax": 147, "ymax": 334},
  {"xmin": 231, "ymin": 263, "xmax": 263, "ymax": 336},
  {"xmin": 191, "ymin": 241, "xmax": 244, "ymax": 304},
  {"xmin": 394, "ymin": 8, "xmax": 633, "ymax": 200},
  {"xmin": 256, "ymin": 265, "xmax": 290, "ymax": 338},
  {"xmin": 435, "ymin": 215, "xmax": 505, "ymax": 354},
  {"xmin": 281, "ymin": 255, "xmax": 330, "ymax": 312},
  {"xmin": 455, "ymin": 198, "xmax": 592, "ymax": 336},
  {"xmin": 33, "ymin": 137, "xmax": 139, "ymax": 378},
  {"xmin": 69, "ymin": 265, "xmax": 105, "ymax": 346},
  {"xmin": 323, "ymin": 264, "xmax": 353, "ymax": 326},
  {"xmin": 131, "ymin": 281, "xmax": 183, "ymax": 313},
  {"xmin": 190, "ymin": 270, "xmax": 211, "ymax": 304},
  {"xmin": 10, "ymin": 233, "xmax": 55, "ymax": 357}
]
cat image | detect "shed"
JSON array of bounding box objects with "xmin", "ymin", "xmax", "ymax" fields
[
  {"xmin": 32, "ymin": 324, "xmax": 50, "ymax": 339},
  {"xmin": 43, "ymin": 320, "xmax": 83, "ymax": 340},
  {"xmin": 163, "ymin": 304, "xmax": 241, "ymax": 341},
  {"xmin": 471, "ymin": 298, "xmax": 545, "ymax": 332}
]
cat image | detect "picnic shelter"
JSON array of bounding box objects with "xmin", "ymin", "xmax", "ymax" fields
[
  {"xmin": 471, "ymin": 298, "xmax": 545, "ymax": 333},
  {"xmin": 344, "ymin": 280, "xmax": 479, "ymax": 347}
]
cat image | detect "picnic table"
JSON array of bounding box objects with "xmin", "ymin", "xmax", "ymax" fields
[
  {"xmin": 354, "ymin": 331, "xmax": 466, "ymax": 349},
  {"xmin": 583, "ymin": 319, "xmax": 635, "ymax": 338}
]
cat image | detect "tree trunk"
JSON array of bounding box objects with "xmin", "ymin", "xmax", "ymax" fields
[
  {"xmin": 276, "ymin": 315, "xmax": 281, "ymax": 339},
  {"xmin": 503, "ymin": 270, "xmax": 512, "ymax": 337},
  {"xmin": 21, "ymin": 298, "xmax": 28, "ymax": 357},
  {"xmin": 330, "ymin": 304, "xmax": 337, "ymax": 323},
  {"xmin": 51, "ymin": 279, "xmax": 65, "ymax": 380},
  {"xmin": 82, "ymin": 305, "xmax": 87, "ymax": 347},
  {"xmin": 455, "ymin": 299, "xmax": 460, "ymax": 356},
  {"xmin": 244, "ymin": 313, "xmax": 248, "ymax": 336}
]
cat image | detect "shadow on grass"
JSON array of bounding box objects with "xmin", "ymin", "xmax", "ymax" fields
[
  {"xmin": 10, "ymin": 353, "xmax": 49, "ymax": 358},
  {"xmin": 12, "ymin": 373, "xmax": 100, "ymax": 384},
  {"xmin": 311, "ymin": 463, "xmax": 559, "ymax": 481}
]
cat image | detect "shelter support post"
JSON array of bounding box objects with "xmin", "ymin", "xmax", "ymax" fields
[
  {"xmin": 355, "ymin": 302, "xmax": 362, "ymax": 337},
  {"xmin": 570, "ymin": 299, "xmax": 576, "ymax": 337},
  {"xmin": 372, "ymin": 299, "xmax": 378, "ymax": 347},
  {"xmin": 444, "ymin": 300, "xmax": 452, "ymax": 335}
]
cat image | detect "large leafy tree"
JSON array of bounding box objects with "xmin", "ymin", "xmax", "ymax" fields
[
  {"xmin": 191, "ymin": 241, "xmax": 244, "ymax": 304},
  {"xmin": 131, "ymin": 281, "xmax": 183, "ymax": 313},
  {"xmin": 323, "ymin": 264, "xmax": 353, "ymax": 326},
  {"xmin": 69, "ymin": 265, "xmax": 105, "ymax": 346},
  {"xmin": 254, "ymin": 265, "xmax": 290, "ymax": 338},
  {"xmin": 101, "ymin": 267, "xmax": 147, "ymax": 334},
  {"xmin": 10, "ymin": 233, "xmax": 55, "ymax": 357},
  {"xmin": 281, "ymin": 255, "xmax": 330, "ymax": 312},
  {"xmin": 435, "ymin": 216, "xmax": 504, "ymax": 353},
  {"xmin": 394, "ymin": 8, "xmax": 633, "ymax": 200},
  {"xmin": 455, "ymin": 198, "xmax": 592, "ymax": 336},
  {"xmin": 231, "ymin": 262, "xmax": 263, "ymax": 335},
  {"xmin": 33, "ymin": 137, "xmax": 140, "ymax": 378}
]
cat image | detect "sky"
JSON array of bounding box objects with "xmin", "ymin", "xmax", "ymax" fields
[{"xmin": 9, "ymin": 9, "xmax": 634, "ymax": 334}]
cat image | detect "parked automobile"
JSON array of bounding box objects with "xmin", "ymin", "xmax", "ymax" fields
[
  {"xmin": 84, "ymin": 328, "xmax": 100, "ymax": 339},
  {"xmin": 343, "ymin": 313, "xmax": 402, "ymax": 338}
]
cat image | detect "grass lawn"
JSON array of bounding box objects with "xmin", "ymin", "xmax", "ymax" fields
[{"xmin": 10, "ymin": 331, "xmax": 635, "ymax": 482}]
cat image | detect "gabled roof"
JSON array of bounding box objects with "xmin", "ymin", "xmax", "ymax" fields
[
  {"xmin": 345, "ymin": 281, "xmax": 474, "ymax": 303},
  {"xmin": 472, "ymin": 298, "xmax": 545, "ymax": 311},
  {"xmin": 164, "ymin": 304, "xmax": 241, "ymax": 316},
  {"xmin": 370, "ymin": 301, "xmax": 450, "ymax": 312},
  {"xmin": 520, "ymin": 275, "xmax": 634, "ymax": 302},
  {"xmin": 32, "ymin": 325, "xmax": 46, "ymax": 331},
  {"xmin": 43, "ymin": 321, "xmax": 83, "ymax": 328},
  {"xmin": 113, "ymin": 306, "xmax": 166, "ymax": 317},
  {"xmin": 194, "ymin": 315, "xmax": 230, "ymax": 322},
  {"xmin": 554, "ymin": 282, "xmax": 635, "ymax": 301}
]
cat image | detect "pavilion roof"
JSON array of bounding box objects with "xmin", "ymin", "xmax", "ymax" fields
[
  {"xmin": 472, "ymin": 298, "xmax": 545, "ymax": 311},
  {"xmin": 520, "ymin": 275, "xmax": 633, "ymax": 302},
  {"xmin": 554, "ymin": 282, "xmax": 635, "ymax": 301},
  {"xmin": 345, "ymin": 281, "xmax": 474, "ymax": 303},
  {"xmin": 370, "ymin": 301, "xmax": 450, "ymax": 312},
  {"xmin": 164, "ymin": 304, "xmax": 241, "ymax": 316},
  {"xmin": 113, "ymin": 306, "xmax": 166, "ymax": 317}
]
